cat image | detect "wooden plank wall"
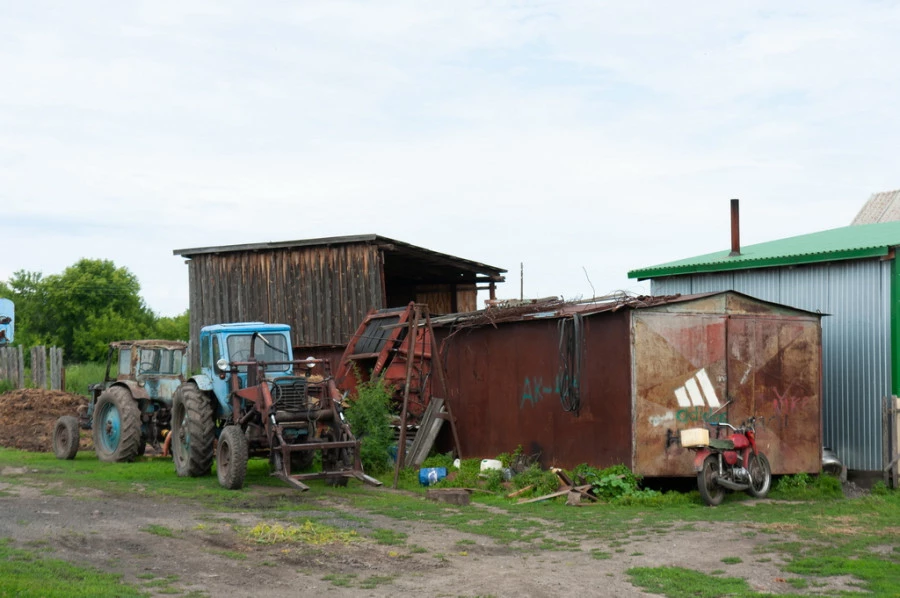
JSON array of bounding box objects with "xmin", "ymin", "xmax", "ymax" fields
[{"xmin": 186, "ymin": 244, "xmax": 385, "ymax": 368}]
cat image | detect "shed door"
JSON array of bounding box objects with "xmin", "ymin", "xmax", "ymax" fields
[
  {"xmin": 726, "ymin": 316, "xmax": 821, "ymax": 475},
  {"xmin": 633, "ymin": 313, "xmax": 727, "ymax": 476}
]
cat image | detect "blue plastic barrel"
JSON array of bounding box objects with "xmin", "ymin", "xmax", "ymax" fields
[{"xmin": 418, "ymin": 467, "xmax": 447, "ymax": 486}]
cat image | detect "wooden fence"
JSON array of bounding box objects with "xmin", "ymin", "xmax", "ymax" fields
[{"xmin": 0, "ymin": 346, "xmax": 64, "ymax": 391}]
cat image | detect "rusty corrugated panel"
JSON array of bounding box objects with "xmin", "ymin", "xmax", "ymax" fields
[
  {"xmin": 651, "ymin": 260, "xmax": 889, "ymax": 471},
  {"xmin": 634, "ymin": 300, "xmax": 822, "ymax": 477},
  {"xmin": 437, "ymin": 311, "xmax": 633, "ymax": 470},
  {"xmin": 633, "ymin": 312, "xmax": 727, "ymax": 476}
]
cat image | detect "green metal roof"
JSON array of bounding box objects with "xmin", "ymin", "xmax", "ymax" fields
[{"xmin": 628, "ymin": 221, "xmax": 900, "ymax": 280}]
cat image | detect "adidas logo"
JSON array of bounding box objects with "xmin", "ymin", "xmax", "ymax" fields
[{"xmin": 674, "ymin": 368, "xmax": 721, "ymax": 408}]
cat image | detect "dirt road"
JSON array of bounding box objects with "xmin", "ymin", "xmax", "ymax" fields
[{"xmin": 0, "ymin": 464, "xmax": 843, "ymax": 598}]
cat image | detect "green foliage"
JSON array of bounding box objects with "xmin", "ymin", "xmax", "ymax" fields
[
  {"xmin": 512, "ymin": 463, "xmax": 559, "ymax": 496},
  {"xmin": 497, "ymin": 445, "xmax": 524, "ymax": 468},
  {"xmin": 64, "ymin": 362, "xmax": 108, "ymax": 396},
  {"xmin": 771, "ymin": 473, "xmax": 843, "ymax": 500},
  {"xmin": 871, "ymin": 481, "xmax": 892, "ymax": 496},
  {"xmin": 572, "ymin": 463, "xmax": 660, "ymax": 501},
  {"xmin": 152, "ymin": 311, "xmax": 189, "ymax": 341},
  {"xmin": 1, "ymin": 260, "xmax": 168, "ymax": 362},
  {"xmin": 343, "ymin": 377, "xmax": 394, "ymax": 475}
]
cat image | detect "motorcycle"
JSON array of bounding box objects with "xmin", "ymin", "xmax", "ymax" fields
[{"xmin": 680, "ymin": 416, "xmax": 772, "ymax": 506}]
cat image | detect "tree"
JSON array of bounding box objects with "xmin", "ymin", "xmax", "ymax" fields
[
  {"xmin": 153, "ymin": 311, "xmax": 189, "ymax": 341},
  {"xmin": 2, "ymin": 259, "xmax": 189, "ymax": 363}
]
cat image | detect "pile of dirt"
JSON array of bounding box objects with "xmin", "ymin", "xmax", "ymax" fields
[{"xmin": 0, "ymin": 389, "xmax": 91, "ymax": 452}]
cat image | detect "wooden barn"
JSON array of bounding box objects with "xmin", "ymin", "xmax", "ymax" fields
[{"xmin": 173, "ymin": 235, "xmax": 506, "ymax": 368}]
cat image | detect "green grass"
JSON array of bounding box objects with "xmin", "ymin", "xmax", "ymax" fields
[
  {"xmin": 63, "ymin": 362, "xmax": 108, "ymax": 396},
  {"xmin": 3, "ymin": 446, "xmax": 900, "ymax": 596},
  {"xmin": 0, "ymin": 538, "xmax": 145, "ymax": 598},
  {"xmin": 627, "ymin": 567, "xmax": 763, "ymax": 598},
  {"xmin": 140, "ymin": 524, "xmax": 175, "ymax": 538},
  {"xmin": 369, "ymin": 528, "xmax": 408, "ymax": 546}
]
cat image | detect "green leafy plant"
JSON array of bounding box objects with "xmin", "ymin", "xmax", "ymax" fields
[{"xmin": 343, "ymin": 376, "xmax": 394, "ymax": 475}]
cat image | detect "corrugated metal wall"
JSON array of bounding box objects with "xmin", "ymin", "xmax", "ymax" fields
[
  {"xmin": 186, "ymin": 244, "xmax": 384, "ymax": 366},
  {"xmin": 651, "ymin": 258, "xmax": 892, "ymax": 470}
]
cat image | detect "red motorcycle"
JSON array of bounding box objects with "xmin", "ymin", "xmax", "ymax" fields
[{"xmin": 681, "ymin": 416, "xmax": 772, "ymax": 506}]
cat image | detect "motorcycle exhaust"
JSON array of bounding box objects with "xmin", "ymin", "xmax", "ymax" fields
[{"xmin": 716, "ymin": 478, "xmax": 750, "ymax": 492}]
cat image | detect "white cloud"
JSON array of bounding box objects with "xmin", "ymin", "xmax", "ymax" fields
[{"xmin": 0, "ymin": 1, "xmax": 898, "ymax": 315}]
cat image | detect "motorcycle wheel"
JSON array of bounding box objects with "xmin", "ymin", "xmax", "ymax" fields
[
  {"xmin": 698, "ymin": 454, "xmax": 725, "ymax": 506},
  {"xmin": 746, "ymin": 452, "xmax": 772, "ymax": 498}
]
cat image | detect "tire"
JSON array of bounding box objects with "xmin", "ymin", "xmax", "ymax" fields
[
  {"xmin": 746, "ymin": 452, "xmax": 772, "ymax": 498},
  {"xmin": 290, "ymin": 447, "xmax": 315, "ymax": 471},
  {"xmin": 92, "ymin": 387, "xmax": 142, "ymax": 463},
  {"xmin": 171, "ymin": 382, "xmax": 215, "ymax": 477},
  {"xmin": 216, "ymin": 425, "xmax": 248, "ymax": 490},
  {"xmin": 697, "ymin": 454, "xmax": 726, "ymax": 506},
  {"xmin": 52, "ymin": 415, "xmax": 80, "ymax": 460}
]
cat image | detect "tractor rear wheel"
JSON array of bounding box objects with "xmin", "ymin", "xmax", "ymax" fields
[
  {"xmin": 171, "ymin": 382, "xmax": 215, "ymax": 477},
  {"xmin": 52, "ymin": 415, "xmax": 80, "ymax": 460},
  {"xmin": 216, "ymin": 425, "xmax": 248, "ymax": 490},
  {"xmin": 92, "ymin": 387, "xmax": 142, "ymax": 462}
]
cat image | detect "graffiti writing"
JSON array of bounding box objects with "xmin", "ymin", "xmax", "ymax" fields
[
  {"xmin": 521, "ymin": 373, "xmax": 565, "ymax": 408},
  {"xmin": 769, "ymin": 388, "xmax": 810, "ymax": 428},
  {"xmin": 675, "ymin": 406, "xmax": 727, "ymax": 425}
]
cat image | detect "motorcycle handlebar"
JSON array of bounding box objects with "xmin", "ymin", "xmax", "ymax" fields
[{"xmin": 709, "ymin": 416, "xmax": 758, "ymax": 431}]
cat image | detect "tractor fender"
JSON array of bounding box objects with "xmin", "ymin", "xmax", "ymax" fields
[
  {"xmin": 692, "ymin": 448, "xmax": 712, "ymax": 471},
  {"xmin": 111, "ymin": 380, "xmax": 149, "ymax": 401},
  {"xmin": 189, "ymin": 374, "xmax": 215, "ymax": 392}
]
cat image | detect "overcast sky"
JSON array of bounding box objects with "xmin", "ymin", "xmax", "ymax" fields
[{"xmin": 2, "ymin": 1, "xmax": 899, "ymax": 317}]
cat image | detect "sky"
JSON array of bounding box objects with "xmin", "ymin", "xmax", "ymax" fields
[{"xmin": 2, "ymin": 1, "xmax": 899, "ymax": 317}]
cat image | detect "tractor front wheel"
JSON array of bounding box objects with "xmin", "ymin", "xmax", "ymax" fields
[
  {"xmin": 216, "ymin": 425, "xmax": 248, "ymax": 490},
  {"xmin": 92, "ymin": 387, "xmax": 142, "ymax": 462},
  {"xmin": 171, "ymin": 382, "xmax": 215, "ymax": 477}
]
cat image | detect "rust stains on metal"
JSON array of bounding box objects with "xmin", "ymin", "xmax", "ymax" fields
[{"xmin": 432, "ymin": 291, "xmax": 823, "ymax": 476}]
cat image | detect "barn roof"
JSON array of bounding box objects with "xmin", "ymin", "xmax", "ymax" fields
[
  {"xmin": 173, "ymin": 234, "xmax": 506, "ymax": 283},
  {"xmin": 628, "ymin": 221, "xmax": 900, "ymax": 280}
]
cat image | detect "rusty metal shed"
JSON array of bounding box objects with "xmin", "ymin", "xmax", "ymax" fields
[
  {"xmin": 433, "ymin": 291, "xmax": 822, "ymax": 477},
  {"xmin": 173, "ymin": 235, "xmax": 505, "ymax": 368}
]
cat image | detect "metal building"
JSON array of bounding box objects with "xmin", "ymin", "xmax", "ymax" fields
[
  {"xmin": 173, "ymin": 235, "xmax": 505, "ymax": 368},
  {"xmin": 433, "ymin": 292, "xmax": 822, "ymax": 476},
  {"xmin": 629, "ymin": 218, "xmax": 900, "ymax": 472}
]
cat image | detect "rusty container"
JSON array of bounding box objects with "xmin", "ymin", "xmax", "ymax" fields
[{"xmin": 436, "ymin": 291, "xmax": 822, "ymax": 477}]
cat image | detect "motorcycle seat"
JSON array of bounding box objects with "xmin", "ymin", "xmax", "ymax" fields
[{"xmin": 709, "ymin": 438, "xmax": 735, "ymax": 450}]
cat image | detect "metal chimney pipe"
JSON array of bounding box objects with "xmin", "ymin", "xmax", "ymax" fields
[{"xmin": 729, "ymin": 199, "xmax": 741, "ymax": 257}]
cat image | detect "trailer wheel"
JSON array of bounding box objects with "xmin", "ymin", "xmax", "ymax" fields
[
  {"xmin": 92, "ymin": 387, "xmax": 142, "ymax": 462},
  {"xmin": 216, "ymin": 425, "xmax": 248, "ymax": 490},
  {"xmin": 52, "ymin": 415, "xmax": 80, "ymax": 460},
  {"xmin": 172, "ymin": 382, "xmax": 215, "ymax": 477}
]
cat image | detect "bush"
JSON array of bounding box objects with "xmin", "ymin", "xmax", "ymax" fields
[
  {"xmin": 343, "ymin": 377, "xmax": 394, "ymax": 475},
  {"xmin": 772, "ymin": 473, "xmax": 843, "ymax": 500},
  {"xmin": 571, "ymin": 463, "xmax": 660, "ymax": 502}
]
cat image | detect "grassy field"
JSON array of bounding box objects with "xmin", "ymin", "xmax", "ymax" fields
[{"xmin": 1, "ymin": 447, "xmax": 899, "ymax": 597}]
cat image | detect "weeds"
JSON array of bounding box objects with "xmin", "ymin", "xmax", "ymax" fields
[{"xmin": 343, "ymin": 376, "xmax": 394, "ymax": 475}]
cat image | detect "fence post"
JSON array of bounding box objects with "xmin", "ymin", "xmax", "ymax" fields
[
  {"xmin": 50, "ymin": 347, "xmax": 64, "ymax": 391},
  {"xmin": 31, "ymin": 346, "xmax": 47, "ymax": 389},
  {"xmin": 16, "ymin": 345, "xmax": 24, "ymax": 388}
]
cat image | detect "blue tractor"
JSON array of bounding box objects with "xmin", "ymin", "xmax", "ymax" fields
[
  {"xmin": 170, "ymin": 322, "xmax": 380, "ymax": 491},
  {"xmin": 52, "ymin": 339, "xmax": 189, "ymax": 461}
]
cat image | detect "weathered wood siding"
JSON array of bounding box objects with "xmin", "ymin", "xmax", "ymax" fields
[{"xmin": 186, "ymin": 244, "xmax": 384, "ymax": 367}]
